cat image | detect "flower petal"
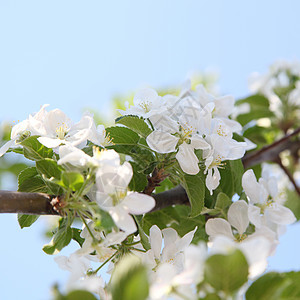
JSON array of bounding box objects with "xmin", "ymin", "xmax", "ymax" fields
[
  {"xmin": 38, "ymin": 137, "xmax": 63, "ymax": 148},
  {"xmin": 109, "ymin": 206, "xmax": 137, "ymax": 234},
  {"xmin": 149, "ymin": 225, "xmax": 162, "ymax": 259},
  {"xmin": 242, "ymin": 169, "xmax": 261, "ymax": 204},
  {"xmin": 248, "ymin": 204, "xmax": 262, "ymax": 228},
  {"xmin": 205, "ymin": 218, "xmax": 235, "ymax": 240},
  {"xmin": 146, "ymin": 131, "xmax": 179, "ymax": 153},
  {"xmin": 176, "ymin": 142, "xmax": 199, "ymax": 175},
  {"xmin": 205, "ymin": 167, "xmax": 221, "ymax": 195},
  {"xmin": 0, "ymin": 139, "xmax": 16, "ymax": 157},
  {"xmin": 265, "ymin": 204, "xmax": 296, "ymax": 225},
  {"xmin": 122, "ymin": 192, "xmax": 155, "ymax": 215},
  {"xmin": 228, "ymin": 200, "xmax": 249, "ymax": 235}
]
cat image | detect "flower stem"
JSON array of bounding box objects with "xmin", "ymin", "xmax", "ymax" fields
[
  {"xmin": 92, "ymin": 250, "xmax": 118, "ymax": 274},
  {"xmin": 78, "ymin": 212, "xmax": 97, "ymax": 242}
]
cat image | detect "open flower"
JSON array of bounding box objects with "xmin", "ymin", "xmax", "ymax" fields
[
  {"xmin": 205, "ymin": 200, "xmax": 275, "ymax": 278},
  {"xmin": 138, "ymin": 225, "xmax": 197, "ymax": 272},
  {"xmin": 146, "ymin": 104, "xmax": 212, "ymax": 175},
  {"xmin": 37, "ymin": 109, "xmax": 96, "ymax": 149},
  {"xmin": 0, "ymin": 104, "xmax": 48, "ymax": 157},
  {"xmin": 203, "ymin": 133, "xmax": 247, "ymax": 194},
  {"xmin": 88, "ymin": 150, "xmax": 155, "ymax": 234},
  {"xmin": 118, "ymin": 88, "xmax": 165, "ymax": 118},
  {"xmin": 242, "ymin": 169, "xmax": 296, "ymax": 235}
]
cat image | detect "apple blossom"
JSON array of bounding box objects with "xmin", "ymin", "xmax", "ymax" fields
[{"xmin": 242, "ymin": 169, "xmax": 296, "ymax": 236}]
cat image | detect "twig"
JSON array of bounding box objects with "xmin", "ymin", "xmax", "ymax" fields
[
  {"xmin": 242, "ymin": 127, "xmax": 300, "ymax": 168},
  {"xmin": 274, "ymin": 156, "xmax": 300, "ymax": 197},
  {"xmin": 143, "ymin": 167, "xmax": 168, "ymax": 195}
]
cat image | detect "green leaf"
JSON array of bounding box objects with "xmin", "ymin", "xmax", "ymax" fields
[
  {"xmin": 66, "ymin": 290, "xmax": 97, "ymax": 300},
  {"xmin": 36, "ymin": 159, "xmax": 62, "ymax": 180},
  {"xmin": 18, "ymin": 214, "xmax": 39, "ymax": 229},
  {"xmin": 94, "ymin": 209, "xmax": 115, "ymax": 232},
  {"xmin": 143, "ymin": 205, "xmax": 207, "ymax": 244},
  {"xmin": 18, "ymin": 167, "xmax": 49, "ymax": 193},
  {"xmin": 128, "ymin": 162, "xmax": 148, "ymax": 192},
  {"xmin": 204, "ymin": 250, "xmax": 249, "ymax": 293},
  {"xmin": 115, "ymin": 115, "xmax": 152, "ymax": 138},
  {"xmin": 71, "ymin": 228, "xmax": 85, "ymax": 247},
  {"xmin": 235, "ymin": 94, "xmax": 275, "ymax": 126},
  {"xmin": 246, "ymin": 271, "xmax": 300, "ymax": 300},
  {"xmin": 284, "ymin": 189, "xmax": 300, "ymax": 220},
  {"xmin": 236, "ymin": 94, "xmax": 271, "ymax": 108},
  {"xmin": 43, "ymin": 218, "xmax": 72, "ymax": 255},
  {"xmin": 219, "ymin": 159, "xmax": 244, "ymax": 198},
  {"xmin": 182, "ymin": 172, "xmax": 205, "ymax": 217},
  {"xmin": 61, "ymin": 171, "xmax": 84, "ymax": 191},
  {"xmin": 111, "ymin": 255, "xmax": 149, "ymax": 300},
  {"xmin": 36, "ymin": 159, "xmax": 64, "ymax": 194},
  {"xmin": 135, "ymin": 215, "xmax": 151, "ymax": 251},
  {"xmin": 20, "ymin": 136, "xmax": 53, "ymax": 161},
  {"xmin": 214, "ymin": 192, "xmax": 232, "ymax": 213},
  {"xmin": 106, "ymin": 126, "xmax": 139, "ymax": 145}
]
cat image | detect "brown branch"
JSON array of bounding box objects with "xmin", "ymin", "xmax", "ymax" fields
[
  {"xmin": 0, "ymin": 190, "xmax": 59, "ymax": 215},
  {"xmin": 150, "ymin": 185, "xmax": 189, "ymax": 212},
  {"xmin": 143, "ymin": 167, "xmax": 168, "ymax": 195},
  {"xmin": 274, "ymin": 156, "xmax": 300, "ymax": 197},
  {"xmin": 0, "ymin": 128, "xmax": 299, "ymax": 216},
  {"xmin": 242, "ymin": 127, "xmax": 300, "ymax": 169}
]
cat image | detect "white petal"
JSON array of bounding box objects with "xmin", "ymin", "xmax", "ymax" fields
[
  {"xmin": 205, "ymin": 167, "xmax": 221, "ymax": 195},
  {"xmin": 162, "ymin": 227, "xmax": 179, "ymax": 248},
  {"xmin": 242, "ymin": 170, "xmax": 261, "ymax": 204},
  {"xmin": 149, "ymin": 225, "xmax": 162, "ymax": 259},
  {"xmin": 58, "ymin": 145, "xmax": 91, "ymax": 167},
  {"xmin": 175, "ymin": 227, "xmax": 197, "ymax": 251},
  {"xmin": 265, "ymin": 204, "xmax": 296, "ymax": 225},
  {"xmin": 248, "ymin": 204, "xmax": 262, "ymax": 228},
  {"xmin": 95, "ymin": 192, "xmax": 113, "ymax": 210},
  {"xmin": 109, "ymin": 206, "xmax": 137, "ymax": 234},
  {"xmin": 122, "ymin": 193, "xmax": 155, "ymax": 215},
  {"xmin": 0, "ymin": 139, "xmax": 16, "ymax": 157},
  {"xmin": 11, "ymin": 119, "xmax": 29, "ymax": 139},
  {"xmin": 146, "ymin": 131, "xmax": 179, "ymax": 153},
  {"xmin": 240, "ymin": 236, "xmax": 271, "ymax": 279},
  {"xmin": 191, "ymin": 135, "xmax": 211, "ymax": 150},
  {"xmin": 133, "ymin": 88, "xmax": 158, "ymax": 106},
  {"xmin": 267, "ymin": 177, "xmax": 278, "ymax": 198},
  {"xmin": 149, "ymin": 114, "xmax": 179, "ymax": 133},
  {"xmin": 38, "ymin": 137, "xmax": 63, "ymax": 148},
  {"xmin": 228, "ymin": 200, "xmax": 249, "ymax": 235},
  {"xmin": 205, "ymin": 218, "xmax": 235, "ymax": 240},
  {"xmin": 96, "ymin": 161, "xmax": 133, "ymax": 194},
  {"xmin": 244, "ymin": 137, "xmax": 257, "ymax": 151},
  {"xmin": 176, "ymin": 142, "xmax": 199, "ymax": 175},
  {"xmin": 214, "ymin": 95, "xmax": 235, "ymax": 118}
]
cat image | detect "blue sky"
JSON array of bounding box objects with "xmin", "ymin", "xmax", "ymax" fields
[{"xmin": 1, "ymin": 1, "xmax": 300, "ymax": 299}]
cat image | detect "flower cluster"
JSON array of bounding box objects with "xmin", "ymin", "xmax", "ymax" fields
[
  {"xmin": 120, "ymin": 82, "xmax": 251, "ymax": 194},
  {"xmin": 249, "ymin": 60, "xmax": 300, "ymax": 121},
  {"xmin": 0, "ymin": 105, "xmax": 111, "ymax": 157}
]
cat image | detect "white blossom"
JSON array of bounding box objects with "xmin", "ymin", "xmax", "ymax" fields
[{"xmin": 242, "ymin": 169, "xmax": 296, "ymax": 236}]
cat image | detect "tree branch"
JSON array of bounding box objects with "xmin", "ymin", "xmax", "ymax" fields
[
  {"xmin": 0, "ymin": 191, "xmax": 59, "ymax": 215},
  {"xmin": 0, "ymin": 128, "xmax": 299, "ymax": 216},
  {"xmin": 274, "ymin": 155, "xmax": 300, "ymax": 197},
  {"xmin": 242, "ymin": 127, "xmax": 300, "ymax": 168},
  {"xmin": 150, "ymin": 185, "xmax": 189, "ymax": 212}
]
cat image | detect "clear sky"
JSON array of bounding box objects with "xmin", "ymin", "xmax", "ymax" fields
[{"xmin": 0, "ymin": 1, "xmax": 300, "ymax": 299}]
